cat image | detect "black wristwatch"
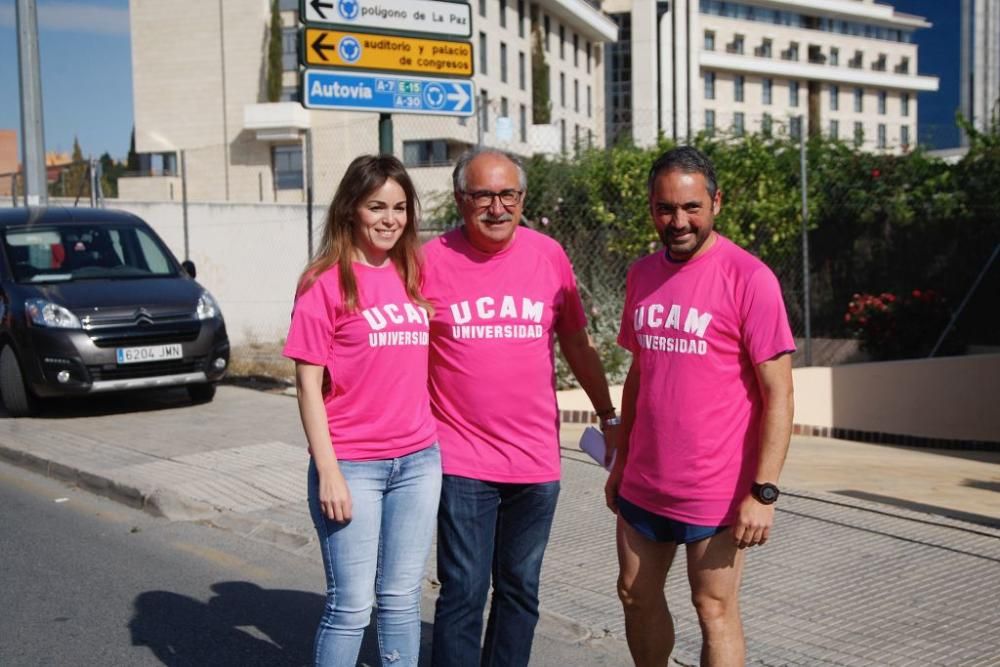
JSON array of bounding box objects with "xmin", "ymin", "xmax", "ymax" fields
[{"xmin": 751, "ymin": 482, "xmax": 780, "ymax": 505}]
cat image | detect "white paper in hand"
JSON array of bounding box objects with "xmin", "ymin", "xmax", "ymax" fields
[{"xmin": 579, "ymin": 426, "xmax": 615, "ymax": 471}]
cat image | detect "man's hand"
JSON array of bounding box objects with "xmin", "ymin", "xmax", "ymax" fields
[
  {"xmin": 604, "ymin": 459, "xmax": 625, "ymax": 514},
  {"xmin": 601, "ymin": 423, "xmax": 622, "ymax": 468},
  {"xmin": 732, "ymin": 495, "xmax": 775, "ymax": 549}
]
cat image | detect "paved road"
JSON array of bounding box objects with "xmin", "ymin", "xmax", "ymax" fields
[{"xmin": 1, "ymin": 386, "xmax": 998, "ymax": 666}]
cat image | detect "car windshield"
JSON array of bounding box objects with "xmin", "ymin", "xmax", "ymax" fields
[{"xmin": 2, "ymin": 223, "xmax": 180, "ymax": 283}]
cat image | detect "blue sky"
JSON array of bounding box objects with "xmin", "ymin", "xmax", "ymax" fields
[{"xmin": 0, "ymin": 0, "xmax": 132, "ymax": 162}]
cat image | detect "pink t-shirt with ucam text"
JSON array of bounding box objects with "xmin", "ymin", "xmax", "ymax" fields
[
  {"xmin": 617, "ymin": 235, "xmax": 795, "ymax": 525},
  {"xmin": 423, "ymin": 226, "xmax": 587, "ymax": 483},
  {"xmin": 283, "ymin": 263, "xmax": 437, "ymax": 461}
]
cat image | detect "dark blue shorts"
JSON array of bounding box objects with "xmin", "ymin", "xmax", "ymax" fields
[{"xmin": 618, "ymin": 496, "xmax": 728, "ymax": 545}]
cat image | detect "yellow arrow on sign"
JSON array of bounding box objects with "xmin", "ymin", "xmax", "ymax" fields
[{"xmin": 303, "ymin": 28, "xmax": 473, "ymax": 77}]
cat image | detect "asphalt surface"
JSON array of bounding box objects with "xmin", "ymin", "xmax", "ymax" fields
[{"xmin": 0, "ymin": 385, "xmax": 998, "ymax": 666}]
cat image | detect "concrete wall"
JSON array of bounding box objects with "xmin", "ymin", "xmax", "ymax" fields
[{"xmin": 793, "ymin": 355, "xmax": 1000, "ymax": 443}]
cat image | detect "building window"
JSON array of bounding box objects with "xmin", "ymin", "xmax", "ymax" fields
[
  {"xmin": 705, "ymin": 72, "xmax": 716, "ymax": 100},
  {"xmin": 790, "ymin": 80, "xmax": 799, "ymax": 107},
  {"xmin": 782, "ymin": 41, "xmax": 798, "ymax": 61},
  {"xmin": 762, "ymin": 113, "xmax": 772, "ymax": 136},
  {"xmin": 520, "ymin": 103, "xmax": 527, "ymax": 142},
  {"xmin": 704, "ymin": 30, "xmax": 715, "ymax": 51},
  {"xmin": 279, "ymin": 0, "xmax": 297, "ymax": 8},
  {"xmin": 403, "ymin": 139, "xmax": 448, "ymax": 167},
  {"xmin": 790, "ymin": 116, "xmax": 802, "ymax": 140},
  {"xmin": 854, "ymin": 87, "xmax": 864, "ymax": 113},
  {"xmin": 499, "ymin": 0, "xmax": 506, "ymax": 28},
  {"xmin": 877, "ymin": 123, "xmax": 887, "ymax": 148},
  {"xmin": 830, "ymin": 47, "xmax": 839, "ymax": 66},
  {"xmin": 755, "ymin": 38, "xmax": 772, "ymax": 58},
  {"xmin": 808, "ymin": 44, "xmax": 824, "ymax": 64},
  {"xmin": 518, "ymin": 0, "xmax": 525, "ymax": 37},
  {"xmin": 518, "ymin": 51, "xmax": 526, "ymax": 90},
  {"xmin": 479, "ymin": 0, "xmax": 486, "ymax": 17},
  {"xmin": 281, "ymin": 27, "xmax": 297, "ymax": 71},
  {"xmin": 272, "ymin": 145, "xmax": 303, "ymax": 190},
  {"xmin": 560, "ymin": 118, "xmax": 566, "ymax": 153},
  {"xmin": 574, "ymin": 79, "xmax": 579, "ymax": 112},
  {"xmin": 500, "ymin": 42, "xmax": 508, "ymax": 82},
  {"xmin": 762, "ymin": 78, "xmax": 772, "ymax": 105},
  {"xmin": 480, "ymin": 32, "xmax": 488, "ymax": 74},
  {"xmin": 902, "ymin": 93, "xmax": 910, "ymax": 117},
  {"xmin": 559, "ymin": 25, "xmax": 565, "ymax": 59},
  {"xmin": 573, "ymin": 34, "xmax": 579, "ymax": 66},
  {"xmin": 727, "ymin": 34, "xmax": 745, "ymax": 54},
  {"xmin": 587, "ymin": 84, "xmax": 592, "ymax": 117},
  {"xmin": 734, "ymin": 75, "xmax": 745, "ymax": 102},
  {"xmin": 586, "ymin": 42, "xmax": 592, "ymax": 73},
  {"xmin": 544, "ymin": 15, "xmax": 550, "ymax": 51},
  {"xmin": 878, "ymin": 90, "xmax": 887, "ymax": 115},
  {"xmin": 280, "ymin": 85, "xmax": 298, "ymax": 102},
  {"xmin": 854, "ymin": 122, "xmax": 864, "ymax": 147},
  {"xmin": 901, "ymin": 125, "xmax": 910, "ymax": 147},
  {"xmin": 830, "ymin": 84, "xmax": 839, "ymax": 111},
  {"xmin": 705, "ymin": 109, "xmax": 715, "ymax": 136},
  {"xmin": 896, "ymin": 56, "xmax": 910, "ymax": 74},
  {"xmin": 500, "ymin": 97, "xmax": 509, "ymax": 118},
  {"xmin": 733, "ymin": 112, "xmax": 745, "ymax": 136},
  {"xmin": 830, "ymin": 119, "xmax": 839, "ymax": 140},
  {"xmin": 481, "ymin": 89, "xmax": 489, "ymax": 131},
  {"xmin": 560, "ymin": 72, "xmax": 566, "ymax": 107},
  {"xmin": 574, "ymin": 123, "xmax": 580, "ymax": 154}
]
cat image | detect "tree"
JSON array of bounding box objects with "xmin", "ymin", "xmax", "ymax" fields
[
  {"xmin": 59, "ymin": 137, "xmax": 90, "ymax": 200},
  {"xmin": 126, "ymin": 127, "xmax": 140, "ymax": 172},
  {"xmin": 266, "ymin": 0, "xmax": 283, "ymax": 102},
  {"xmin": 530, "ymin": 23, "xmax": 550, "ymax": 124}
]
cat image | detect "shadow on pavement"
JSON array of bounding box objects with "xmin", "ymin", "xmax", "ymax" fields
[
  {"xmin": 3, "ymin": 387, "xmax": 199, "ymax": 420},
  {"xmin": 129, "ymin": 581, "xmax": 433, "ymax": 666},
  {"xmin": 832, "ymin": 489, "xmax": 1000, "ymax": 529}
]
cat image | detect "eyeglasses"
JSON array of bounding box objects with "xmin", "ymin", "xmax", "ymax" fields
[{"xmin": 462, "ymin": 189, "xmax": 524, "ymax": 207}]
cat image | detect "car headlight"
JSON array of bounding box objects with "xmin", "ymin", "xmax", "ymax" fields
[
  {"xmin": 25, "ymin": 299, "xmax": 82, "ymax": 329},
  {"xmin": 195, "ymin": 291, "xmax": 221, "ymax": 321}
]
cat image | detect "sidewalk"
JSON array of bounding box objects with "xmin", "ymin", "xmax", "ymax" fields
[{"xmin": 1, "ymin": 385, "xmax": 998, "ymax": 665}]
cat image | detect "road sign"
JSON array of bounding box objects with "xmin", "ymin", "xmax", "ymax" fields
[
  {"xmin": 302, "ymin": 0, "xmax": 472, "ymax": 39},
  {"xmin": 303, "ymin": 69, "xmax": 475, "ymax": 116},
  {"xmin": 303, "ymin": 27, "xmax": 473, "ymax": 77}
]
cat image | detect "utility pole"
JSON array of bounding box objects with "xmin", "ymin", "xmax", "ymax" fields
[
  {"xmin": 16, "ymin": 0, "xmax": 47, "ymax": 206},
  {"xmin": 799, "ymin": 116, "xmax": 813, "ymax": 366}
]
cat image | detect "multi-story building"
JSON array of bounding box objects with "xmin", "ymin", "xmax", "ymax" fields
[
  {"xmin": 961, "ymin": 0, "xmax": 1000, "ymax": 141},
  {"xmin": 602, "ymin": 0, "xmax": 939, "ymax": 153},
  {"xmin": 122, "ymin": 0, "xmax": 616, "ymax": 204}
]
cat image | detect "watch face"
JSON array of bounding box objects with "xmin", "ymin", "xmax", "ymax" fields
[{"xmin": 761, "ymin": 486, "xmax": 778, "ymax": 502}]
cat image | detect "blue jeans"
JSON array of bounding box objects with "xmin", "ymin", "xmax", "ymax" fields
[
  {"xmin": 308, "ymin": 444, "xmax": 442, "ymax": 667},
  {"xmin": 431, "ymin": 475, "xmax": 560, "ymax": 667}
]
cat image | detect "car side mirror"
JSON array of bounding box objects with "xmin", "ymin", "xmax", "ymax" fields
[{"xmin": 182, "ymin": 260, "xmax": 197, "ymax": 279}]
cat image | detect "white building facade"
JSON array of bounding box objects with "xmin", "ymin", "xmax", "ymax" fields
[
  {"xmin": 123, "ymin": 0, "xmax": 616, "ymax": 204},
  {"xmin": 961, "ymin": 0, "xmax": 1000, "ymax": 141},
  {"xmin": 601, "ymin": 0, "xmax": 939, "ymax": 153}
]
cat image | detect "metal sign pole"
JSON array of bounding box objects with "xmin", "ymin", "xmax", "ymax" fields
[{"xmin": 379, "ymin": 114, "xmax": 394, "ymax": 155}]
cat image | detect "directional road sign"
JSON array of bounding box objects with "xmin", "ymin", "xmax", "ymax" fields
[
  {"xmin": 303, "ymin": 27, "xmax": 473, "ymax": 77},
  {"xmin": 302, "ymin": 69, "xmax": 475, "ymax": 116},
  {"xmin": 302, "ymin": 0, "xmax": 472, "ymax": 39}
]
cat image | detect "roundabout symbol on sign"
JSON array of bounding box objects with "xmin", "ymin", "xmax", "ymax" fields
[
  {"xmin": 338, "ymin": 0, "xmax": 359, "ymax": 20},
  {"xmin": 424, "ymin": 83, "xmax": 446, "ymax": 109},
  {"xmin": 338, "ymin": 36, "xmax": 361, "ymax": 63}
]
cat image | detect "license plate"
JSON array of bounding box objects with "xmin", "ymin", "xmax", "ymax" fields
[{"xmin": 116, "ymin": 344, "xmax": 183, "ymax": 365}]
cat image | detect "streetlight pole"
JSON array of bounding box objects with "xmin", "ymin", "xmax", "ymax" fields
[{"xmin": 16, "ymin": 0, "xmax": 47, "ymax": 206}]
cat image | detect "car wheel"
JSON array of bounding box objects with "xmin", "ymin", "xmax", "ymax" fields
[
  {"xmin": 1, "ymin": 345, "xmax": 35, "ymax": 417},
  {"xmin": 187, "ymin": 383, "xmax": 216, "ymax": 404}
]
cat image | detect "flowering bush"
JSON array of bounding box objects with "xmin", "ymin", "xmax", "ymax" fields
[{"xmin": 845, "ymin": 289, "xmax": 952, "ymax": 360}]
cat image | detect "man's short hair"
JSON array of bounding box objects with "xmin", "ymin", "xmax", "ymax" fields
[
  {"xmin": 452, "ymin": 147, "xmax": 528, "ymax": 194},
  {"xmin": 647, "ymin": 146, "xmax": 719, "ymax": 200}
]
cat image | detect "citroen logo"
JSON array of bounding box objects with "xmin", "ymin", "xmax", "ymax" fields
[{"xmin": 134, "ymin": 308, "xmax": 154, "ymax": 326}]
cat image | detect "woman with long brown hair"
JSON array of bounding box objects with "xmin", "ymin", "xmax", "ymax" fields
[{"xmin": 283, "ymin": 154, "xmax": 439, "ymax": 666}]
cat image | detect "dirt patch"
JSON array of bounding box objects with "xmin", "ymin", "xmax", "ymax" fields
[{"xmin": 225, "ymin": 341, "xmax": 295, "ymax": 393}]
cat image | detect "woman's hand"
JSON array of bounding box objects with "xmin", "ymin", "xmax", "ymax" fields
[{"xmin": 317, "ymin": 464, "xmax": 352, "ymax": 523}]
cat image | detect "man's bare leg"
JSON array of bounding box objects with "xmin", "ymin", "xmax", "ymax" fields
[
  {"xmin": 685, "ymin": 529, "xmax": 746, "ymax": 667},
  {"xmin": 616, "ymin": 515, "xmax": 678, "ymax": 667}
]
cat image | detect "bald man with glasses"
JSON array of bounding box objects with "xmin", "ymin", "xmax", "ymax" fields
[{"xmin": 422, "ymin": 147, "xmax": 619, "ymax": 667}]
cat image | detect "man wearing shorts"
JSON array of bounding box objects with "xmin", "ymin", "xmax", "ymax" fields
[{"xmin": 606, "ymin": 146, "xmax": 795, "ymax": 666}]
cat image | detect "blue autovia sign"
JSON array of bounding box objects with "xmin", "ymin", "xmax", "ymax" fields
[{"xmin": 303, "ymin": 69, "xmax": 475, "ymax": 116}]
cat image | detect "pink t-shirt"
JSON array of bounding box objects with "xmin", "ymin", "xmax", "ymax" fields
[
  {"xmin": 282, "ymin": 263, "xmax": 437, "ymax": 461},
  {"xmin": 422, "ymin": 226, "xmax": 587, "ymax": 483},
  {"xmin": 617, "ymin": 235, "xmax": 795, "ymax": 524}
]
